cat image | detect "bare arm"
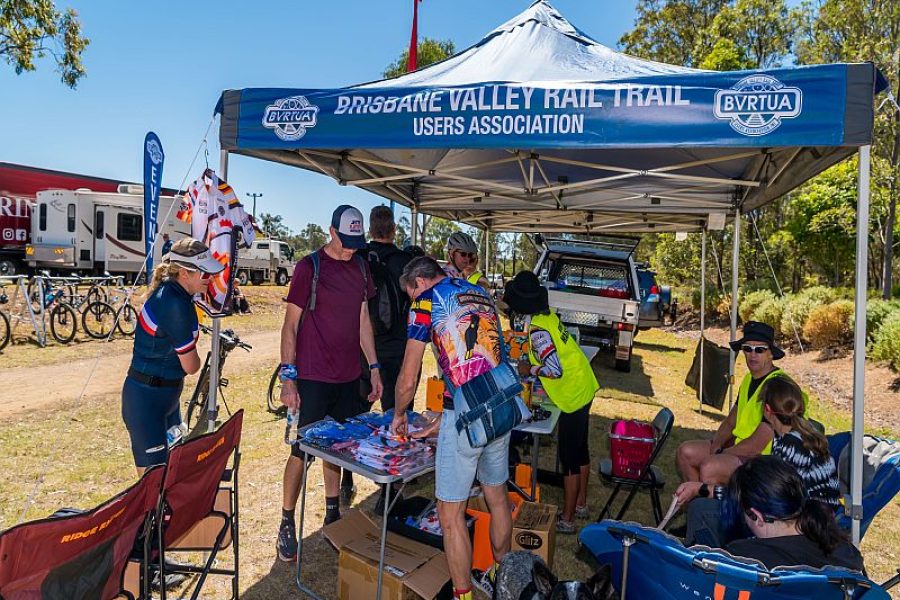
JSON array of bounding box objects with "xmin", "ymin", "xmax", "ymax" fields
[
  {"xmin": 177, "ymin": 349, "xmax": 202, "ymax": 375},
  {"xmin": 359, "ymin": 301, "xmax": 377, "ymax": 365},
  {"xmin": 710, "ymin": 404, "xmax": 738, "ymax": 450},
  {"xmin": 279, "ymin": 304, "xmax": 302, "ymax": 409},
  {"xmin": 725, "ymin": 422, "xmax": 774, "ymax": 458}
]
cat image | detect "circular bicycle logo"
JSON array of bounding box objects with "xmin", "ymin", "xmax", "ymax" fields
[
  {"xmin": 262, "ymin": 95, "xmax": 320, "ymax": 142},
  {"xmin": 713, "ymin": 75, "xmax": 802, "ymax": 137}
]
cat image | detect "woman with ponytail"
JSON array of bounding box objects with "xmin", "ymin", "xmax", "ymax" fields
[
  {"xmin": 122, "ymin": 238, "xmax": 224, "ymax": 474},
  {"xmin": 724, "ymin": 456, "xmax": 863, "ymax": 571},
  {"xmin": 760, "ymin": 376, "xmax": 841, "ymax": 508}
]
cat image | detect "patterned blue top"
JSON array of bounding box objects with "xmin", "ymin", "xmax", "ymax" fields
[{"xmin": 131, "ymin": 280, "xmax": 199, "ymax": 379}]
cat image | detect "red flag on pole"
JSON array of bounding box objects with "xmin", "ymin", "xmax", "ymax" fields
[{"xmin": 407, "ymin": 0, "xmax": 420, "ymax": 72}]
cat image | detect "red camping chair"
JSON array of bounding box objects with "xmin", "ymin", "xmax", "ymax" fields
[
  {"xmin": 0, "ymin": 465, "xmax": 164, "ymax": 600},
  {"xmin": 155, "ymin": 410, "xmax": 243, "ymax": 600}
]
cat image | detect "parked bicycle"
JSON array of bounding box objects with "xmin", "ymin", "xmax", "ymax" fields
[
  {"xmin": 184, "ymin": 325, "xmax": 252, "ymax": 429},
  {"xmin": 266, "ymin": 365, "xmax": 286, "ymax": 415}
]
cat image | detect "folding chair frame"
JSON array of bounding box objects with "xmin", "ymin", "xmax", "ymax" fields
[{"xmin": 596, "ymin": 408, "xmax": 674, "ymax": 525}]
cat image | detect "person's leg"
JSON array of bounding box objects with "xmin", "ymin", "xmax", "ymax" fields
[
  {"xmin": 283, "ymin": 454, "xmax": 306, "ymax": 510},
  {"xmin": 698, "ymin": 453, "xmax": 743, "ymax": 485},
  {"xmin": 676, "ymin": 440, "xmax": 713, "ymax": 482},
  {"xmin": 476, "ymin": 432, "xmax": 512, "ymax": 565},
  {"xmin": 576, "ymin": 403, "xmax": 592, "ymax": 512},
  {"xmin": 557, "ymin": 404, "xmax": 589, "ymax": 524},
  {"xmin": 576, "ymin": 464, "xmax": 589, "ymax": 508},
  {"xmin": 122, "ymin": 377, "xmax": 176, "ymax": 476},
  {"xmin": 437, "ymin": 500, "xmax": 474, "ymax": 591}
]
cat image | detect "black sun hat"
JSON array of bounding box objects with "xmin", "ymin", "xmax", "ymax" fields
[
  {"xmin": 729, "ymin": 321, "xmax": 785, "ymax": 360},
  {"xmin": 503, "ymin": 271, "xmax": 549, "ymax": 315}
]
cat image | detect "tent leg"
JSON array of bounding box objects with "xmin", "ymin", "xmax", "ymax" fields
[
  {"xmin": 699, "ymin": 229, "xmax": 707, "ymax": 415},
  {"xmin": 206, "ymin": 151, "xmax": 229, "ymax": 433},
  {"xmin": 850, "ymin": 145, "xmax": 871, "ymax": 546},
  {"xmin": 411, "ymin": 207, "xmax": 418, "ymax": 246},
  {"xmin": 728, "ymin": 210, "xmax": 741, "ymax": 410}
]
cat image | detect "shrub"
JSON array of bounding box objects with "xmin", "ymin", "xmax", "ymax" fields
[
  {"xmin": 781, "ymin": 292, "xmax": 829, "ymax": 341},
  {"xmin": 803, "ymin": 300, "xmax": 854, "ymax": 349},
  {"xmin": 796, "ymin": 285, "xmax": 838, "ymax": 305},
  {"xmin": 739, "ymin": 290, "xmax": 776, "ymax": 322},
  {"xmin": 690, "ymin": 288, "xmax": 723, "ymax": 314},
  {"xmin": 751, "ymin": 298, "xmax": 785, "ymax": 335},
  {"xmin": 871, "ymin": 312, "xmax": 900, "ymax": 371},
  {"xmin": 866, "ymin": 299, "xmax": 900, "ymax": 344},
  {"xmin": 716, "ymin": 294, "xmax": 734, "ymax": 319}
]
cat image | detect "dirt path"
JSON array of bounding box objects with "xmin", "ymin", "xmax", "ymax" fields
[{"xmin": 0, "ymin": 328, "xmax": 281, "ymax": 419}]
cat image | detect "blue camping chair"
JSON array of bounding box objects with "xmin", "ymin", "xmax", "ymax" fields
[
  {"xmin": 579, "ymin": 521, "xmax": 891, "ymax": 599},
  {"xmin": 828, "ymin": 432, "xmax": 900, "ymax": 539}
]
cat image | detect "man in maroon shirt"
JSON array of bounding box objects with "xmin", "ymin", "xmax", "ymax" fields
[{"xmin": 276, "ymin": 205, "xmax": 383, "ymax": 562}]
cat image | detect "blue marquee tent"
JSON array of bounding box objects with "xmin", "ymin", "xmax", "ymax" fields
[{"xmin": 213, "ymin": 0, "xmax": 887, "ymax": 546}]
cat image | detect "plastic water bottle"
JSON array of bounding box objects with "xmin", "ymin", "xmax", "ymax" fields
[
  {"xmin": 284, "ymin": 408, "xmax": 300, "ymax": 445},
  {"xmin": 166, "ymin": 422, "xmax": 188, "ymax": 448}
]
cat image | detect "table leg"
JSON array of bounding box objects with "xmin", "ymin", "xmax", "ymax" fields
[
  {"xmin": 295, "ymin": 452, "xmax": 323, "ymax": 599},
  {"xmin": 531, "ymin": 434, "xmax": 539, "ymax": 499},
  {"xmin": 376, "ymin": 481, "xmax": 391, "ymax": 600}
]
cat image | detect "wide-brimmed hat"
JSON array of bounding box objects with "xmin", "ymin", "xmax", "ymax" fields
[
  {"xmin": 503, "ymin": 271, "xmax": 549, "ymax": 315},
  {"xmin": 729, "ymin": 321, "xmax": 785, "ymax": 360},
  {"xmin": 165, "ymin": 238, "xmax": 225, "ymax": 274}
]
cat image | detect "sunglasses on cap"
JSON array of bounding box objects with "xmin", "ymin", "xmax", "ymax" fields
[{"xmin": 741, "ymin": 344, "xmax": 770, "ymax": 354}]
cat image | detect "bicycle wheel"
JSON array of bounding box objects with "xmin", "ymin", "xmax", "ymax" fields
[
  {"xmin": 267, "ymin": 365, "xmax": 283, "ymax": 413},
  {"xmin": 81, "ymin": 301, "xmax": 117, "ymax": 339},
  {"xmin": 85, "ymin": 285, "xmax": 107, "ymax": 305},
  {"xmin": 49, "ymin": 304, "xmax": 78, "ymax": 344},
  {"xmin": 116, "ymin": 304, "xmax": 138, "ymax": 336},
  {"xmin": 186, "ymin": 369, "xmax": 210, "ymax": 429},
  {"xmin": 0, "ymin": 310, "xmax": 10, "ymax": 352}
]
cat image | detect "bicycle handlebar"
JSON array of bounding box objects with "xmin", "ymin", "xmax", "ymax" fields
[{"xmin": 198, "ymin": 324, "xmax": 251, "ymax": 351}]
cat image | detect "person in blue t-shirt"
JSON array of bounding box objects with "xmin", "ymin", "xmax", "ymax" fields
[{"xmin": 121, "ymin": 238, "xmax": 224, "ymax": 474}]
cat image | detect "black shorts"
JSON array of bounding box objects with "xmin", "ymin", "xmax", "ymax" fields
[
  {"xmin": 290, "ymin": 378, "xmax": 363, "ymax": 458},
  {"xmin": 557, "ymin": 401, "xmax": 592, "ymax": 476}
]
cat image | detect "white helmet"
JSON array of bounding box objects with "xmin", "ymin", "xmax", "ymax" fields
[{"xmin": 446, "ymin": 231, "xmax": 478, "ymax": 256}]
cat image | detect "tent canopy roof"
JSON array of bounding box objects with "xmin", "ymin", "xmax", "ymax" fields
[{"xmin": 216, "ymin": 0, "xmax": 885, "ymax": 233}]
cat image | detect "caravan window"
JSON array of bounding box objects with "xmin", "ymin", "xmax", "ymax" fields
[
  {"xmin": 95, "ymin": 211, "xmax": 104, "ymax": 240},
  {"xmin": 39, "ymin": 204, "xmax": 47, "ymax": 231},
  {"xmin": 67, "ymin": 204, "xmax": 76, "ymax": 232},
  {"xmin": 117, "ymin": 213, "xmax": 142, "ymax": 242}
]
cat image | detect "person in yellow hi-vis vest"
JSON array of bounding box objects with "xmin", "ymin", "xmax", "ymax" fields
[
  {"xmin": 443, "ymin": 231, "xmax": 490, "ymax": 291},
  {"xmin": 676, "ymin": 321, "xmax": 807, "ymax": 490},
  {"xmin": 504, "ymin": 271, "xmax": 600, "ymax": 534}
]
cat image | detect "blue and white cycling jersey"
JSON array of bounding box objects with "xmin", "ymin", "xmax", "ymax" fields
[{"xmin": 131, "ymin": 280, "xmax": 199, "ymax": 379}]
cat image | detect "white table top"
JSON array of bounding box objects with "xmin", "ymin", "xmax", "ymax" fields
[
  {"xmin": 515, "ymin": 401, "xmax": 561, "ymax": 436},
  {"xmin": 580, "ymin": 344, "xmax": 601, "ymax": 362}
]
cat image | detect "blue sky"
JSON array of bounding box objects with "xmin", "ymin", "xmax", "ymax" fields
[{"xmin": 1, "ymin": 0, "xmax": 637, "ymax": 233}]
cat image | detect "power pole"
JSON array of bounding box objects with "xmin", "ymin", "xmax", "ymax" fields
[{"xmin": 246, "ymin": 192, "xmax": 263, "ymax": 219}]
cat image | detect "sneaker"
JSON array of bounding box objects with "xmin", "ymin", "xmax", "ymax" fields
[
  {"xmin": 574, "ymin": 504, "xmax": 590, "ymax": 520},
  {"xmin": 324, "ymin": 511, "xmax": 342, "ymax": 526},
  {"xmin": 557, "ymin": 519, "xmax": 577, "ymax": 534},
  {"xmin": 340, "ymin": 484, "xmax": 356, "ymax": 507},
  {"xmin": 471, "ymin": 568, "xmax": 495, "ymax": 597},
  {"xmin": 148, "ymin": 567, "xmax": 187, "ymax": 592},
  {"xmin": 276, "ymin": 518, "xmax": 298, "ymax": 562}
]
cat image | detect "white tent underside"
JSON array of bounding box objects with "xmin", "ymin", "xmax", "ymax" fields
[{"xmin": 231, "ymin": 144, "xmax": 856, "ymax": 232}]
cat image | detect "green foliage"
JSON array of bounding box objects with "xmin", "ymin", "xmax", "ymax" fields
[
  {"xmin": 257, "ymin": 212, "xmax": 290, "ymax": 240},
  {"xmin": 287, "ymin": 222, "xmax": 327, "ymax": 256},
  {"xmin": 619, "ymin": 0, "xmax": 728, "ymax": 67},
  {"xmin": 866, "ymin": 300, "xmax": 900, "ymax": 344},
  {"xmin": 751, "ymin": 298, "xmax": 784, "ymax": 334},
  {"xmin": 698, "ymin": 37, "xmax": 751, "ymax": 70},
  {"xmin": 703, "ymin": 0, "xmax": 800, "ymax": 68},
  {"xmin": 0, "ymin": 0, "xmax": 89, "ymax": 87},
  {"xmin": 803, "ymin": 300, "xmax": 854, "ymax": 348},
  {"xmin": 871, "ymin": 312, "xmax": 900, "ymax": 371},
  {"xmin": 739, "ymin": 289, "xmax": 776, "ymax": 322},
  {"xmin": 781, "ymin": 288, "xmax": 833, "ymax": 340},
  {"xmin": 421, "ymin": 217, "xmax": 460, "ymax": 259},
  {"xmin": 383, "ymin": 38, "xmax": 455, "ymax": 79}
]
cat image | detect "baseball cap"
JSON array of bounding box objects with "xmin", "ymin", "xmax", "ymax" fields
[
  {"xmin": 166, "ymin": 238, "xmax": 225, "ymax": 274},
  {"xmin": 331, "ymin": 205, "xmax": 367, "ymax": 249}
]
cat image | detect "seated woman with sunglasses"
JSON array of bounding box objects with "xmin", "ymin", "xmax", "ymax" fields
[
  {"xmin": 676, "ymin": 322, "xmax": 808, "ymax": 498},
  {"xmin": 723, "ymin": 456, "xmax": 863, "ymax": 571},
  {"xmin": 121, "ymin": 238, "xmax": 224, "ymax": 475}
]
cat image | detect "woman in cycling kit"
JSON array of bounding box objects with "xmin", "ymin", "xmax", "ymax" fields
[{"xmin": 122, "ymin": 238, "xmax": 224, "ymax": 474}]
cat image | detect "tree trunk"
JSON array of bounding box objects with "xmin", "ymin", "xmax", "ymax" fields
[{"xmin": 883, "ymin": 124, "xmax": 899, "ymax": 299}]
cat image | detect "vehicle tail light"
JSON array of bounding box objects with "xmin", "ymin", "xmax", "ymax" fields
[
  {"xmin": 598, "ymin": 288, "xmax": 629, "ymax": 299},
  {"xmin": 650, "ymin": 285, "xmax": 659, "ymax": 295},
  {"xmin": 616, "ymin": 323, "xmax": 635, "ymax": 332}
]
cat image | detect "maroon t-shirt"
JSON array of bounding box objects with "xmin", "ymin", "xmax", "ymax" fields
[{"xmin": 286, "ymin": 248, "xmax": 375, "ymax": 383}]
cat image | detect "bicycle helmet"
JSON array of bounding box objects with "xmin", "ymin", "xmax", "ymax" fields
[{"xmin": 446, "ymin": 231, "xmax": 478, "ymax": 256}]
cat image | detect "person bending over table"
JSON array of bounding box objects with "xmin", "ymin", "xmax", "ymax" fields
[
  {"xmin": 676, "ymin": 321, "xmax": 806, "ymax": 486},
  {"xmin": 503, "ymin": 271, "xmax": 599, "ymax": 534},
  {"xmin": 391, "ymin": 256, "xmax": 512, "ymax": 600},
  {"xmin": 723, "ymin": 456, "xmax": 863, "ymax": 571},
  {"xmin": 122, "ymin": 238, "xmax": 224, "ymax": 476}
]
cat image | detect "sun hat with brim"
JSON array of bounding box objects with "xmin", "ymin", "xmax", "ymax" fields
[
  {"xmin": 729, "ymin": 321, "xmax": 785, "ymax": 360},
  {"xmin": 166, "ymin": 239, "xmax": 225, "ymax": 275},
  {"xmin": 503, "ymin": 271, "xmax": 549, "ymax": 315}
]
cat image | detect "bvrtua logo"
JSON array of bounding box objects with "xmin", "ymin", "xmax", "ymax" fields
[
  {"xmin": 262, "ymin": 95, "xmax": 320, "ymax": 141},
  {"xmin": 714, "ymin": 74, "xmax": 802, "ymax": 137}
]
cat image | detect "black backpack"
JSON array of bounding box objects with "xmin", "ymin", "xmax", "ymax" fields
[{"xmin": 365, "ymin": 246, "xmax": 410, "ymax": 337}]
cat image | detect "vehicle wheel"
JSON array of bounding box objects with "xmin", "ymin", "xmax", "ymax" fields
[
  {"xmin": 267, "ymin": 365, "xmax": 285, "ymax": 414},
  {"xmin": 275, "ymin": 269, "xmax": 288, "ymax": 286},
  {"xmin": 236, "ymin": 270, "xmax": 249, "ymax": 286},
  {"xmin": 0, "ymin": 259, "xmax": 18, "ymax": 276},
  {"xmin": 49, "ymin": 304, "xmax": 78, "ymax": 344},
  {"xmin": 81, "ymin": 301, "xmax": 116, "ymax": 339},
  {"xmin": 615, "ymin": 347, "xmax": 633, "ymax": 373},
  {"xmin": 0, "ymin": 310, "xmax": 10, "ymax": 352},
  {"xmin": 116, "ymin": 304, "xmax": 138, "ymax": 336}
]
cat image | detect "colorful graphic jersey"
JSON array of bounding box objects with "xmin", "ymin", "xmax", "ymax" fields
[{"xmin": 408, "ymin": 277, "xmax": 502, "ymax": 393}]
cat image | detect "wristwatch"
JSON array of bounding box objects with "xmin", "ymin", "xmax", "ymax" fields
[
  {"xmin": 369, "ymin": 362, "xmax": 382, "ymax": 371},
  {"xmin": 698, "ymin": 483, "xmax": 710, "ymax": 498}
]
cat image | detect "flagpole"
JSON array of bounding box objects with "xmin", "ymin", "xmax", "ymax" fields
[{"xmin": 407, "ymin": 0, "xmax": 419, "ymax": 72}]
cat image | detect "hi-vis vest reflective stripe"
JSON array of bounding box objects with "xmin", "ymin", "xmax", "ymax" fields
[
  {"xmin": 467, "ymin": 271, "xmax": 485, "ymax": 286},
  {"xmin": 733, "ymin": 368, "xmax": 806, "ymax": 455},
  {"xmin": 528, "ymin": 311, "xmax": 599, "ymax": 413}
]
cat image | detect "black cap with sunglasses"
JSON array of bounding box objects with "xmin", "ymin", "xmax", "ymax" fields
[{"xmin": 729, "ymin": 321, "xmax": 785, "ymax": 360}]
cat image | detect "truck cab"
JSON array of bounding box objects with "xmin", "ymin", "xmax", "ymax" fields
[
  {"xmin": 236, "ymin": 239, "xmax": 296, "ymax": 286},
  {"xmin": 533, "ymin": 236, "xmax": 642, "ymax": 372}
]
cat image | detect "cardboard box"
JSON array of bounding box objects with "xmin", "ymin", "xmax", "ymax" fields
[
  {"xmin": 466, "ymin": 492, "xmax": 525, "ymax": 571},
  {"xmin": 425, "ymin": 377, "xmax": 444, "ymax": 413},
  {"xmin": 324, "ymin": 510, "xmax": 451, "ymax": 600},
  {"xmin": 511, "ymin": 501, "xmax": 558, "ymax": 569}
]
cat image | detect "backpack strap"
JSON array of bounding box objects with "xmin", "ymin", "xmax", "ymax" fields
[
  {"xmin": 353, "ymin": 253, "xmax": 368, "ymax": 301},
  {"xmin": 307, "ymin": 251, "xmax": 320, "ymax": 312}
]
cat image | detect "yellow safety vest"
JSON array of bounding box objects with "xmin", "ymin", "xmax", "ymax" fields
[
  {"xmin": 527, "ymin": 311, "xmax": 599, "ymax": 413},
  {"xmin": 467, "ymin": 271, "xmax": 485, "ymax": 286},
  {"xmin": 733, "ymin": 368, "xmax": 807, "ymax": 455}
]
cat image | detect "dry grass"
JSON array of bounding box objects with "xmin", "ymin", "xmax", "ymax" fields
[{"xmin": 0, "ymin": 291, "xmax": 897, "ymax": 598}]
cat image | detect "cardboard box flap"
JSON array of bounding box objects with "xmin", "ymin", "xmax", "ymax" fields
[
  {"xmin": 515, "ymin": 502, "xmax": 556, "ymax": 530},
  {"xmin": 344, "ymin": 522, "xmax": 440, "ymax": 577},
  {"xmin": 404, "ymin": 553, "xmax": 451, "ymax": 600},
  {"xmin": 323, "ymin": 509, "xmax": 375, "ymax": 551}
]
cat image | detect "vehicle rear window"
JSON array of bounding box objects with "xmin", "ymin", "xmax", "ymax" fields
[
  {"xmin": 550, "ymin": 259, "xmax": 632, "ymax": 299},
  {"xmin": 117, "ymin": 213, "xmax": 142, "ymax": 242}
]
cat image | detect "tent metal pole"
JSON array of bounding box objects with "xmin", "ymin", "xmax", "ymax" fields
[
  {"xmin": 699, "ymin": 228, "xmax": 707, "ymax": 415},
  {"xmin": 411, "ymin": 207, "xmax": 418, "ymax": 246},
  {"xmin": 850, "ymin": 145, "xmax": 871, "ymax": 545},
  {"xmin": 728, "ymin": 209, "xmax": 741, "ymax": 410},
  {"xmin": 207, "ymin": 150, "xmax": 229, "ymax": 433}
]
